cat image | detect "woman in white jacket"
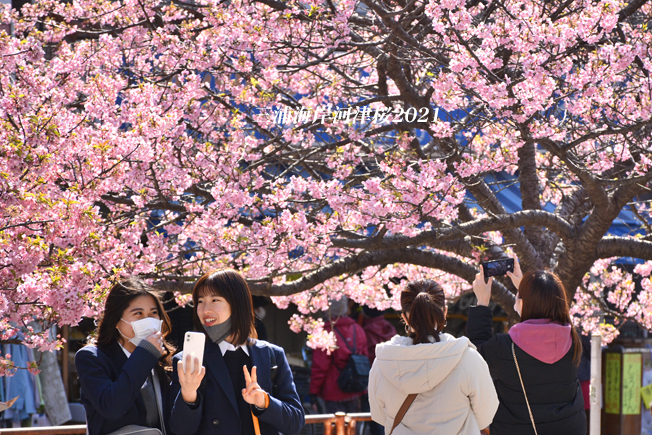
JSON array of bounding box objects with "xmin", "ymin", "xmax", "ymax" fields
[{"xmin": 368, "ymin": 279, "xmax": 498, "ymax": 435}]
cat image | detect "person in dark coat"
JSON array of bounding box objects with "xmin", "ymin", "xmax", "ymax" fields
[
  {"xmin": 252, "ymin": 295, "xmax": 269, "ymax": 341},
  {"xmin": 466, "ymin": 259, "xmax": 586, "ymax": 435},
  {"xmin": 75, "ymin": 279, "xmax": 175, "ymax": 435},
  {"xmin": 169, "ymin": 269, "xmax": 305, "ymax": 435}
]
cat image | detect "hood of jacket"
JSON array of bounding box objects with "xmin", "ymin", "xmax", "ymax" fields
[
  {"xmin": 508, "ymin": 318, "xmax": 572, "ymax": 364},
  {"xmin": 372, "ymin": 333, "xmax": 475, "ymax": 395}
]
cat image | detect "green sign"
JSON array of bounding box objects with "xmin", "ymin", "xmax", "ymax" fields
[
  {"xmin": 605, "ymin": 353, "xmax": 621, "ymax": 414},
  {"xmin": 622, "ymin": 353, "xmax": 641, "ymax": 415},
  {"xmin": 642, "ymin": 383, "xmax": 652, "ymax": 409}
]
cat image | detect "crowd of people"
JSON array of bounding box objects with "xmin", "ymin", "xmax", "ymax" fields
[
  {"xmin": 309, "ymin": 257, "xmax": 587, "ymax": 435},
  {"xmin": 75, "ymin": 257, "xmax": 588, "ymax": 435}
]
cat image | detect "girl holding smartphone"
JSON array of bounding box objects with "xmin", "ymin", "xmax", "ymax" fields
[
  {"xmin": 169, "ymin": 269, "xmax": 305, "ymax": 435},
  {"xmin": 75, "ymin": 279, "xmax": 175, "ymax": 435},
  {"xmin": 467, "ymin": 259, "xmax": 586, "ymax": 435}
]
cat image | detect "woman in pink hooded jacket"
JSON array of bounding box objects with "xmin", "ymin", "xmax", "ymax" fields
[
  {"xmin": 467, "ymin": 259, "xmax": 586, "ymax": 435},
  {"xmin": 309, "ymin": 296, "xmax": 369, "ymax": 414}
]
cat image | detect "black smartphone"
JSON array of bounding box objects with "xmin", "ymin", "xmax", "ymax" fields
[{"xmin": 481, "ymin": 258, "xmax": 514, "ymax": 280}]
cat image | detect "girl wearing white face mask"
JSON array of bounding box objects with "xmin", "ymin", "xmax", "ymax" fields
[{"xmin": 76, "ymin": 279, "xmax": 175, "ymax": 435}]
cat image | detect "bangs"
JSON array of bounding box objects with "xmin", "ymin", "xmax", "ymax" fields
[
  {"xmin": 195, "ymin": 282, "xmax": 222, "ymax": 299},
  {"xmin": 191, "ymin": 269, "xmax": 256, "ymax": 346}
]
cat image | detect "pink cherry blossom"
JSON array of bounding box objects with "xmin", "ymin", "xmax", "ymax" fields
[{"xmin": 2, "ymin": 0, "xmax": 652, "ymax": 367}]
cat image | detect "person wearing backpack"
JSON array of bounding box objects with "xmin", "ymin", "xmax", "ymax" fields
[
  {"xmin": 309, "ymin": 295, "xmax": 369, "ymax": 414},
  {"xmin": 368, "ymin": 279, "xmax": 498, "ymax": 434}
]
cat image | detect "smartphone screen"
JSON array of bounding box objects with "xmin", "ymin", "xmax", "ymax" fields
[{"xmin": 481, "ymin": 258, "xmax": 515, "ymax": 278}]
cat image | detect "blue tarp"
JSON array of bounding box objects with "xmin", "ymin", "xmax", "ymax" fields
[{"xmin": 482, "ymin": 172, "xmax": 647, "ymax": 264}]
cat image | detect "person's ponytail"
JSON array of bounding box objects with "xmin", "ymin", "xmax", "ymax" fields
[{"xmin": 401, "ymin": 279, "xmax": 446, "ymax": 345}]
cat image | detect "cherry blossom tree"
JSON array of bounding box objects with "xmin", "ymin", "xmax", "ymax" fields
[{"xmin": 1, "ymin": 0, "xmax": 652, "ymax": 360}]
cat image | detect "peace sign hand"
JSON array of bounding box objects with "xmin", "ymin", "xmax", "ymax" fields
[{"xmin": 242, "ymin": 366, "xmax": 268, "ymax": 409}]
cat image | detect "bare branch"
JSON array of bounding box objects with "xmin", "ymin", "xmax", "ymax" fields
[
  {"xmin": 332, "ymin": 210, "xmax": 574, "ymax": 250},
  {"xmin": 596, "ymin": 237, "xmax": 652, "ymax": 260}
]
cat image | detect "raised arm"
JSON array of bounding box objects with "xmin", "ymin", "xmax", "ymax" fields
[{"xmin": 466, "ymin": 268, "xmax": 493, "ymax": 346}]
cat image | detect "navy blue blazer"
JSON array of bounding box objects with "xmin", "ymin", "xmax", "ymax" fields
[
  {"xmin": 75, "ymin": 340, "xmax": 171, "ymax": 435},
  {"xmin": 169, "ymin": 339, "xmax": 305, "ymax": 435}
]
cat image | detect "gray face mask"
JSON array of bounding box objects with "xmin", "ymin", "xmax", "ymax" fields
[{"xmin": 204, "ymin": 317, "xmax": 232, "ymax": 344}]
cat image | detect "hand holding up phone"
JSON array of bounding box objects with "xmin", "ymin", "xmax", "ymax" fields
[
  {"xmin": 178, "ymin": 331, "xmax": 206, "ymax": 405},
  {"xmin": 506, "ymin": 257, "xmax": 523, "ymax": 291},
  {"xmin": 473, "ymin": 267, "xmax": 493, "ymax": 307},
  {"xmin": 178, "ymin": 355, "xmax": 205, "ymax": 404}
]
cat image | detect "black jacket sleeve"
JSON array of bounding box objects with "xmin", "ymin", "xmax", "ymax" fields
[
  {"xmin": 466, "ymin": 305, "xmax": 494, "ymax": 348},
  {"xmin": 466, "ymin": 305, "xmax": 503, "ymax": 371}
]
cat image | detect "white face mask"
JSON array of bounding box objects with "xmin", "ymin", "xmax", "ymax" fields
[
  {"xmin": 119, "ymin": 317, "xmax": 162, "ymax": 346},
  {"xmin": 514, "ymin": 299, "xmax": 522, "ymax": 317}
]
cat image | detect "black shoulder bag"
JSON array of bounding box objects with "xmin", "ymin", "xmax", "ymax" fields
[{"xmin": 333, "ymin": 326, "xmax": 370, "ymax": 393}]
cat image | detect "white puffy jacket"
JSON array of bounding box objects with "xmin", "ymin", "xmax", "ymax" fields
[{"xmin": 368, "ymin": 333, "xmax": 498, "ymax": 435}]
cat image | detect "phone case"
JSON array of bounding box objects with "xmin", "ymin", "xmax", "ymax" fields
[{"xmin": 182, "ymin": 331, "xmax": 205, "ymax": 373}]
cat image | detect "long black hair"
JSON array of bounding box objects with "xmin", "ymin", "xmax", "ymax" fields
[
  {"xmin": 519, "ymin": 271, "xmax": 582, "ymax": 366},
  {"xmin": 95, "ymin": 278, "xmax": 175, "ymax": 369}
]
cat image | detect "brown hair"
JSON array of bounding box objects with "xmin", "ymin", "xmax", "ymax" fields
[
  {"xmin": 400, "ymin": 279, "xmax": 446, "ymax": 344},
  {"xmin": 518, "ymin": 271, "xmax": 582, "ymax": 366},
  {"xmin": 95, "ymin": 278, "xmax": 175, "ymax": 370},
  {"xmin": 192, "ymin": 269, "xmax": 257, "ymax": 347}
]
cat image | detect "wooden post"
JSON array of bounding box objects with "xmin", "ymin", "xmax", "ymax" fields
[
  {"xmin": 603, "ymin": 346, "xmax": 643, "ymax": 435},
  {"xmin": 345, "ymin": 414, "xmax": 357, "ymax": 435},
  {"xmin": 305, "ymin": 414, "xmax": 337, "ymax": 435},
  {"xmin": 334, "ymin": 412, "xmax": 346, "ymax": 435}
]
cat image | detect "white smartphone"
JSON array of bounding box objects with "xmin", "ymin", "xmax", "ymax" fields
[{"xmin": 182, "ymin": 331, "xmax": 205, "ymax": 374}]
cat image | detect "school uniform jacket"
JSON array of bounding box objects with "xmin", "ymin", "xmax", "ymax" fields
[
  {"xmin": 169, "ymin": 339, "xmax": 305, "ymax": 435},
  {"xmin": 75, "ymin": 340, "xmax": 171, "ymax": 435}
]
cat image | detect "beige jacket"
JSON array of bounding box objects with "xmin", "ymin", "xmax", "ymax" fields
[{"xmin": 368, "ymin": 333, "xmax": 498, "ymax": 435}]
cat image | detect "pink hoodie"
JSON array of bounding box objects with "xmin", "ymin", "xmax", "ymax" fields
[{"xmin": 508, "ymin": 318, "xmax": 572, "ymax": 364}]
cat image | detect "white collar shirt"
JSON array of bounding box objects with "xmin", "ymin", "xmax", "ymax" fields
[{"xmin": 218, "ymin": 340, "xmax": 250, "ymax": 356}]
